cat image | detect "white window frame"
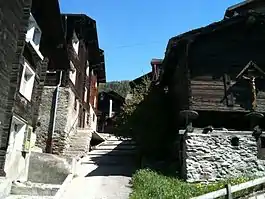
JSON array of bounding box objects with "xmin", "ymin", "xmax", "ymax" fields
[
  {"xmin": 69, "ymin": 61, "xmax": 77, "ymax": 85},
  {"xmin": 84, "ymin": 87, "xmax": 88, "ymax": 102},
  {"xmin": 86, "ymin": 61, "xmax": 90, "ymax": 77},
  {"xmin": 72, "ymin": 31, "xmax": 79, "ymax": 55},
  {"xmin": 25, "ymin": 13, "xmax": 43, "ymax": 60},
  {"xmin": 19, "ymin": 60, "xmax": 35, "ymax": 101},
  {"xmin": 94, "ymin": 96, "xmax": 97, "ymax": 108}
]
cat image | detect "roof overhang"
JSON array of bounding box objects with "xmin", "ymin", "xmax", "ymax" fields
[
  {"xmin": 151, "ymin": 58, "xmax": 163, "ymax": 66},
  {"xmin": 62, "ymin": 14, "xmax": 105, "ymax": 81},
  {"xmin": 31, "ymin": 0, "xmax": 69, "ymax": 70},
  {"xmin": 225, "ymin": 0, "xmax": 264, "ymax": 18}
]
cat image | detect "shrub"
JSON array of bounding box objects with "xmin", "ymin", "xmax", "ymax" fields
[{"xmin": 130, "ymin": 169, "xmax": 254, "ymax": 199}]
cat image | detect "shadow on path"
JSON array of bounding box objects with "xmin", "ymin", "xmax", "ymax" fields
[{"xmin": 84, "ymin": 141, "xmax": 138, "ymax": 178}]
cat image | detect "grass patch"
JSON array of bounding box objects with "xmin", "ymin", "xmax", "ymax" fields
[{"xmin": 130, "ymin": 169, "xmax": 256, "ymax": 199}]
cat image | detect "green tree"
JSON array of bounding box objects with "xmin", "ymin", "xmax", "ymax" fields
[{"xmin": 99, "ymin": 80, "xmax": 130, "ymax": 98}]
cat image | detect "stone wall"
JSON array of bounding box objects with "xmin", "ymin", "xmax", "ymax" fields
[
  {"xmin": 182, "ymin": 129, "xmax": 265, "ymax": 182},
  {"xmin": 36, "ymin": 86, "xmax": 81, "ymax": 155},
  {"xmin": 28, "ymin": 152, "xmax": 71, "ymax": 184}
]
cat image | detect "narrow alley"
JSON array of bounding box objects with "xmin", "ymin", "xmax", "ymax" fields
[{"xmin": 61, "ymin": 135, "xmax": 138, "ymax": 199}]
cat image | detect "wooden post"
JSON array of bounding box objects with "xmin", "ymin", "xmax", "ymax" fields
[{"xmin": 226, "ymin": 184, "xmax": 232, "ymax": 199}]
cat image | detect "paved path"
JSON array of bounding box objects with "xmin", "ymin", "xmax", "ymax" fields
[{"xmin": 62, "ymin": 136, "xmax": 137, "ymax": 199}]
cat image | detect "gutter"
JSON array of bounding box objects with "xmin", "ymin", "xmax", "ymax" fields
[{"xmin": 46, "ymin": 71, "xmax": 63, "ymax": 153}]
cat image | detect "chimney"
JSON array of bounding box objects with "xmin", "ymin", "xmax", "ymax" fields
[{"xmin": 150, "ymin": 58, "xmax": 163, "ymax": 81}]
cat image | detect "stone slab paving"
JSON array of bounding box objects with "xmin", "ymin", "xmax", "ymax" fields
[
  {"xmin": 6, "ymin": 195, "xmax": 53, "ymax": 199},
  {"xmin": 61, "ymin": 136, "xmax": 137, "ymax": 199}
]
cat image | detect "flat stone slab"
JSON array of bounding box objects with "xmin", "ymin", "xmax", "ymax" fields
[
  {"xmin": 95, "ymin": 145, "xmax": 137, "ymax": 150},
  {"xmin": 6, "ymin": 195, "xmax": 54, "ymax": 199},
  {"xmin": 88, "ymin": 149, "xmax": 137, "ymax": 156},
  {"xmin": 11, "ymin": 182, "xmax": 61, "ymax": 196}
]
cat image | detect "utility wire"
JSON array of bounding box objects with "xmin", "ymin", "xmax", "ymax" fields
[{"xmin": 109, "ymin": 40, "xmax": 166, "ymax": 49}]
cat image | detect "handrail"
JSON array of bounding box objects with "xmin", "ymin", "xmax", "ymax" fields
[
  {"xmin": 192, "ymin": 176, "xmax": 265, "ymax": 199},
  {"xmin": 69, "ymin": 116, "xmax": 79, "ymax": 136}
]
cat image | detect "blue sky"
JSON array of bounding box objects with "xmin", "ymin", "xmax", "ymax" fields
[{"xmin": 60, "ymin": 0, "xmax": 242, "ymax": 81}]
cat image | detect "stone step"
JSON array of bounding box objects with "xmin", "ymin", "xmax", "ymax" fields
[
  {"xmin": 11, "ymin": 182, "xmax": 60, "ymax": 196},
  {"xmin": 95, "ymin": 145, "xmax": 137, "ymax": 150},
  {"xmin": 102, "ymin": 140, "xmax": 136, "ymax": 146},
  {"xmin": 88, "ymin": 149, "xmax": 137, "ymax": 156},
  {"xmin": 6, "ymin": 195, "xmax": 54, "ymax": 199},
  {"xmin": 82, "ymin": 155, "xmax": 135, "ymax": 165}
]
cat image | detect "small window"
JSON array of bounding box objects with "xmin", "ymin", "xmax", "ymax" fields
[
  {"xmin": 74, "ymin": 98, "xmax": 77, "ymax": 110},
  {"xmin": 94, "ymin": 96, "xmax": 97, "ymax": 108},
  {"xmin": 72, "ymin": 31, "xmax": 79, "ymax": 55},
  {"xmin": 84, "ymin": 87, "xmax": 88, "ymax": 102},
  {"xmin": 19, "ymin": 60, "xmax": 35, "ymax": 101},
  {"xmin": 93, "ymin": 114, "xmax": 95, "ymax": 122},
  {"xmin": 260, "ymin": 137, "xmax": 265, "ymax": 149},
  {"xmin": 69, "ymin": 61, "xmax": 76, "ymax": 85},
  {"xmin": 231, "ymin": 137, "xmax": 239, "ymax": 147},
  {"xmin": 32, "ymin": 27, "xmax": 41, "ymax": 46},
  {"xmin": 86, "ymin": 114, "xmax": 89, "ymax": 125}
]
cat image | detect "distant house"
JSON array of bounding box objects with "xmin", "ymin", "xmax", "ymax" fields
[
  {"xmin": 35, "ymin": 14, "xmax": 106, "ymax": 157},
  {"xmin": 97, "ymin": 91, "xmax": 125, "ymax": 133},
  {"xmin": 129, "ymin": 58, "xmax": 163, "ymax": 90},
  {"xmin": 0, "ymin": 0, "xmax": 62, "ymax": 182}
]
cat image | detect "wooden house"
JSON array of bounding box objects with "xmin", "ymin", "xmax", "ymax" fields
[
  {"xmin": 0, "ymin": 0, "xmax": 63, "ymax": 181},
  {"xmin": 36, "ymin": 13, "xmax": 106, "ymax": 157},
  {"xmin": 162, "ymin": 12, "xmax": 265, "ymax": 131}
]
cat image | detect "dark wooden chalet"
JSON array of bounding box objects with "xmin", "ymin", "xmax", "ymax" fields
[
  {"xmin": 36, "ymin": 13, "xmax": 106, "ymax": 155},
  {"xmin": 60, "ymin": 14, "xmax": 106, "ymax": 128},
  {"xmin": 0, "ymin": 0, "xmax": 63, "ymax": 179},
  {"xmin": 162, "ymin": 12, "xmax": 265, "ymax": 131}
]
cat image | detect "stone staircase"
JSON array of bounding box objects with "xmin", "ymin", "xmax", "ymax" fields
[
  {"xmin": 80, "ymin": 136, "xmax": 138, "ymax": 166},
  {"xmin": 5, "ymin": 181, "xmax": 60, "ymax": 199},
  {"xmin": 63, "ymin": 128, "xmax": 93, "ymax": 159}
]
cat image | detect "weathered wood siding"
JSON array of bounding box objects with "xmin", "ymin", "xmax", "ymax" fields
[
  {"xmin": 189, "ymin": 20, "xmax": 265, "ymax": 113},
  {"xmin": 0, "ymin": 0, "xmax": 32, "ymax": 174}
]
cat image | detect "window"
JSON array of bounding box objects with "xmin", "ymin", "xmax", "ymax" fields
[
  {"xmin": 261, "ymin": 137, "xmax": 265, "ymax": 149},
  {"xmin": 72, "ymin": 31, "xmax": 79, "ymax": 55},
  {"xmin": 19, "ymin": 60, "xmax": 35, "ymax": 101},
  {"xmin": 86, "ymin": 61, "xmax": 90, "ymax": 76},
  {"xmin": 84, "ymin": 87, "xmax": 88, "ymax": 102},
  {"xmin": 231, "ymin": 137, "xmax": 239, "ymax": 147},
  {"xmin": 94, "ymin": 96, "xmax": 97, "ymax": 108},
  {"xmin": 69, "ymin": 61, "xmax": 76, "ymax": 85},
  {"xmin": 74, "ymin": 98, "xmax": 77, "ymax": 110},
  {"xmin": 93, "ymin": 114, "xmax": 95, "ymax": 122},
  {"xmin": 26, "ymin": 14, "xmax": 42, "ymax": 50},
  {"xmin": 86, "ymin": 114, "xmax": 90, "ymax": 125}
]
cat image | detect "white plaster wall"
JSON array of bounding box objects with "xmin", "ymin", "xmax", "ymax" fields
[{"xmin": 4, "ymin": 116, "xmax": 32, "ymax": 182}]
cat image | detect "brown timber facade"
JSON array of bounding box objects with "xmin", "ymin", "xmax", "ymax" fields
[
  {"xmin": 36, "ymin": 14, "xmax": 106, "ymax": 156},
  {"xmin": 162, "ymin": 12, "xmax": 265, "ymax": 131}
]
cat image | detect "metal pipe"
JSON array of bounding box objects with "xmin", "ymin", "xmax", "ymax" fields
[{"xmin": 46, "ymin": 71, "xmax": 63, "ymax": 153}]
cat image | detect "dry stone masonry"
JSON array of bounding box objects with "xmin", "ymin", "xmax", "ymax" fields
[{"xmin": 181, "ymin": 129, "xmax": 265, "ymax": 182}]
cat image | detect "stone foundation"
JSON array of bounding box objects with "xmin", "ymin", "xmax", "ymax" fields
[{"xmin": 181, "ymin": 129, "xmax": 265, "ymax": 182}]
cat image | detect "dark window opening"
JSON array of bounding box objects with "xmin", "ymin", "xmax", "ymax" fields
[
  {"xmin": 93, "ymin": 114, "xmax": 95, "ymax": 122},
  {"xmin": 87, "ymin": 114, "xmax": 89, "ymax": 124},
  {"xmin": 74, "ymin": 98, "xmax": 77, "ymax": 110},
  {"xmin": 260, "ymin": 137, "xmax": 265, "ymax": 148},
  {"xmin": 231, "ymin": 137, "xmax": 240, "ymax": 147}
]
